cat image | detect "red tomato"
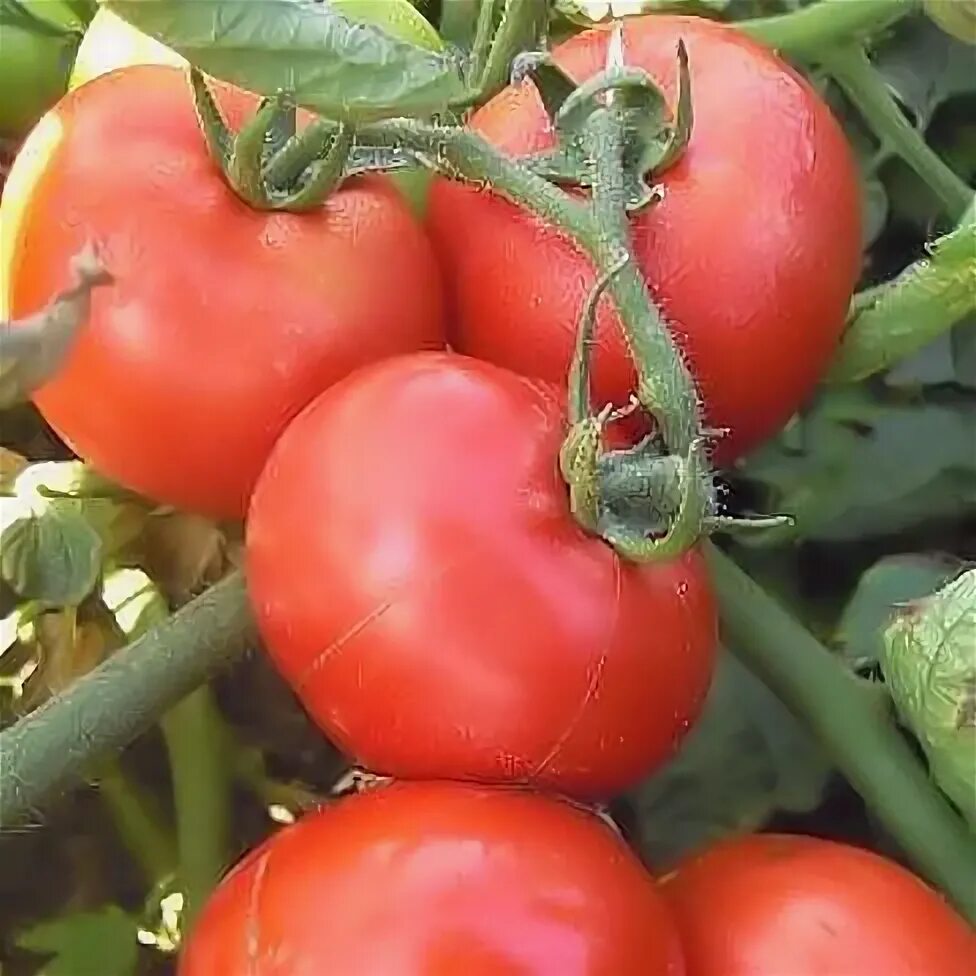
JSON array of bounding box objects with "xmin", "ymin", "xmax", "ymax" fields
[
  {"xmin": 246, "ymin": 352, "xmax": 716, "ymax": 798},
  {"xmin": 179, "ymin": 781, "xmax": 686, "ymax": 975},
  {"xmin": 0, "ymin": 65, "xmax": 444, "ymax": 518},
  {"xmin": 426, "ymin": 15, "xmax": 862, "ymax": 466},
  {"xmin": 660, "ymin": 833, "xmax": 976, "ymax": 975}
]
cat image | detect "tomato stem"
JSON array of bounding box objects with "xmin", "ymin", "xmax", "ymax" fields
[
  {"xmin": 358, "ymin": 114, "xmax": 712, "ymax": 556},
  {"xmin": 820, "ymin": 44, "xmax": 973, "ymax": 222},
  {"xmin": 741, "ymin": 0, "xmax": 915, "ymax": 60},
  {"xmin": 0, "ymin": 573, "xmax": 254, "ymax": 827},
  {"xmin": 95, "ymin": 757, "xmax": 177, "ymax": 887},
  {"xmin": 160, "ymin": 684, "xmax": 231, "ymax": 934},
  {"xmin": 707, "ymin": 542, "xmax": 976, "ymax": 924},
  {"xmin": 585, "ymin": 107, "xmax": 700, "ymax": 456},
  {"xmin": 829, "ymin": 215, "xmax": 976, "ymax": 383}
]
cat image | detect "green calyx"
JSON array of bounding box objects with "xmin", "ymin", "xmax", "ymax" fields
[
  {"xmin": 189, "ymin": 68, "xmax": 408, "ymax": 212},
  {"xmin": 559, "ymin": 265, "xmax": 791, "ymax": 563},
  {"xmin": 520, "ymin": 41, "xmax": 693, "ymax": 212}
]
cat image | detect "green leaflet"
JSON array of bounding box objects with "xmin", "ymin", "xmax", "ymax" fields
[
  {"xmin": 103, "ymin": 0, "xmax": 468, "ymax": 121},
  {"xmin": 17, "ymin": 905, "xmax": 140, "ymax": 976},
  {"xmin": 836, "ymin": 553, "xmax": 964, "ymax": 667},
  {"xmin": 0, "ymin": 459, "xmax": 149, "ymax": 606},
  {"xmin": 881, "ymin": 569, "xmax": 976, "ymax": 828},
  {"xmin": 830, "ymin": 217, "xmax": 976, "ymax": 383},
  {"xmin": 741, "ymin": 389, "xmax": 976, "ymax": 543}
]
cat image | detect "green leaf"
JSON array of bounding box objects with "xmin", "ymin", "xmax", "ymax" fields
[
  {"xmin": 0, "ymin": 504, "xmax": 102, "ymax": 605},
  {"xmin": 17, "ymin": 905, "xmax": 140, "ymax": 976},
  {"xmin": 104, "ymin": 0, "xmax": 467, "ymax": 122},
  {"xmin": 881, "ymin": 569, "xmax": 976, "ymax": 828},
  {"xmin": 836, "ymin": 553, "xmax": 964, "ymax": 666},
  {"xmin": 631, "ymin": 650, "xmax": 831, "ymax": 867},
  {"xmin": 1, "ymin": 0, "xmax": 89, "ymax": 35},
  {"xmin": 872, "ymin": 15, "xmax": 976, "ymax": 131},
  {"xmin": 0, "ymin": 460, "xmax": 150, "ymax": 604},
  {"xmin": 741, "ymin": 388, "xmax": 976, "ymax": 543}
]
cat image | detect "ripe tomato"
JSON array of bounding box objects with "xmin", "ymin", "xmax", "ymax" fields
[
  {"xmin": 426, "ymin": 15, "xmax": 862, "ymax": 465},
  {"xmin": 0, "ymin": 65, "xmax": 444, "ymax": 517},
  {"xmin": 179, "ymin": 781, "xmax": 686, "ymax": 975},
  {"xmin": 659, "ymin": 833, "xmax": 976, "ymax": 975},
  {"xmin": 246, "ymin": 352, "xmax": 716, "ymax": 798}
]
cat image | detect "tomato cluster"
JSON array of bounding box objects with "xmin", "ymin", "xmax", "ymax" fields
[{"xmin": 4, "ymin": 11, "xmax": 970, "ymax": 975}]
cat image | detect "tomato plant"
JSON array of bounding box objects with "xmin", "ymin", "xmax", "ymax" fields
[
  {"xmin": 659, "ymin": 833, "xmax": 976, "ymax": 976},
  {"xmin": 427, "ymin": 15, "xmax": 863, "ymax": 465},
  {"xmin": 246, "ymin": 352, "xmax": 717, "ymax": 798},
  {"xmin": 180, "ymin": 781, "xmax": 686, "ymax": 975},
  {"xmin": 2, "ymin": 2, "xmax": 975, "ymax": 974},
  {"xmin": 0, "ymin": 64, "xmax": 445, "ymax": 518}
]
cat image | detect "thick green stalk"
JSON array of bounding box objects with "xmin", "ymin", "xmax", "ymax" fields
[
  {"xmin": 96, "ymin": 759, "xmax": 177, "ymax": 886},
  {"xmin": 742, "ymin": 0, "xmax": 916, "ymax": 60},
  {"xmin": 820, "ymin": 44, "xmax": 972, "ymax": 221},
  {"xmin": 0, "ymin": 573, "xmax": 254, "ymax": 826},
  {"xmin": 707, "ymin": 543, "xmax": 976, "ymax": 923},
  {"xmin": 160, "ymin": 685, "xmax": 230, "ymax": 931},
  {"xmin": 829, "ymin": 215, "xmax": 976, "ymax": 382}
]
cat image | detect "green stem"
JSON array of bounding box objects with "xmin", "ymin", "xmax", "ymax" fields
[
  {"xmin": 232, "ymin": 743, "xmax": 321, "ymax": 815},
  {"xmin": 0, "ymin": 573, "xmax": 254, "ymax": 827},
  {"xmin": 95, "ymin": 759, "xmax": 177, "ymax": 887},
  {"xmin": 707, "ymin": 543, "xmax": 976, "ymax": 923},
  {"xmin": 741, "ymin": 0, "xmax": 916, "ymax": 60},
  {"xmin": 160, "ymin": 684, "xmax": 230, "ymax": 932},
  {"xmin": 586, "ymin": 108, "xmax": 699, "ymax": 455},
  {"xmin": 819, "ymin": 44, "xmax": 972, "ymax": 221},
  {"xmin": 829, "ymin": 216, "xmax": 976, "ymax": 383},
  {"xmin": 364, "ymin": 118, "xmax": 700, "ymax": 455}
]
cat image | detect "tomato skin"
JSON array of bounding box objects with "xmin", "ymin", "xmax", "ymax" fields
[
  {"xmin": 246, "ymin": 352, "xmax": 716, "ymax": 798},
  {"xmin": 660, "ymin": 833, "xmax": 976, "ymax": 976},
  {"xmin": 426, "ymin": 15, "xmax": 862, "ymax": 466},
  {"xmin": 179, "ymin": 781, "xmax": 686, "ymax": 975},
  {"xmin": 1, "ymin": 65, "xmax": 444, "ymax": 518}
]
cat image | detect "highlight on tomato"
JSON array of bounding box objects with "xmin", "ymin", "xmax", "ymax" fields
[
  {"xmin": 246, "ymin": 351, "xmax": 717, "ymax": 799},
  {"xmin": 426, "ymin": 14, "xmax": 863, "ymax": 466},
  {"xmin": 0, "ymin": 65, "xmax": 445, "ymax": 518},
  {"xmin": 659, "ymin": 833, "xmax": 976, "ymax": 976},
  {"xmin": 179, "ymin": 781, "xmax": 686, "ymax": 975}
]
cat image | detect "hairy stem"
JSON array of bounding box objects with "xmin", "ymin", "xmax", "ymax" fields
[
  {"xmin": 364, "ymin": 118, "xmax": 701, "ymax": 455},
  {"xmin": 820, "ymin": 44, "xmax": 972, "ymax": 221},
  {"xmin": 829, "ymin": 216, "xmax": 976, "ymax": 383},
  {"xmin": 586, "ymin": 109, "xmax": 699, "ymax": 454},
  {"xmin": 742, "ymin": 0, "xmax": 916, "ymax": 60},
  {"xmin": 0, "ymin": 573, "xmax": 254, "ymax": 827},
  {"xmin": 708, "ymin": 543, "xmax": 976, "ymax": 923}
]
